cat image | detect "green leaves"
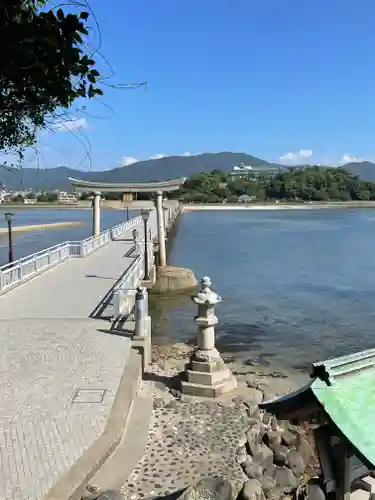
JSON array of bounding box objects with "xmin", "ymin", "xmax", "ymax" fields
[
  {"xmin": 0, "ymin": 0, "xmax": 103, "ymax": 152},
  {"xmin": 178, "ymin": 167, "xmax": 375, "ymax": 203}
]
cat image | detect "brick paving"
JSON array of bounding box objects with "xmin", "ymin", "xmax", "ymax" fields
[{"xmin": 0, "ymin": 226, "xmax": 147, "ymax": 499}]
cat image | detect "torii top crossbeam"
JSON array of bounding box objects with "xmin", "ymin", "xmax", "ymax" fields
[{"xmin": 69, "ymin": 177, "xmax": 187, "ymax": 193}]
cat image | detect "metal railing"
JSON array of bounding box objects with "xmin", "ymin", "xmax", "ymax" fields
[{"xmin": 0, "ymin": 214, "xmax": 146, "ymax": 293}]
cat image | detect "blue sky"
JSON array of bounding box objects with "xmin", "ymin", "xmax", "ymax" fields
[{"xmin": 6, "ymin": 0, "xmax": 375, "ymax": 170}]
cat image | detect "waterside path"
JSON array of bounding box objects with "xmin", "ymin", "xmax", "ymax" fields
[{"xmin": 0, "ymin": 207, "xmax": 178, "ymax": 500}]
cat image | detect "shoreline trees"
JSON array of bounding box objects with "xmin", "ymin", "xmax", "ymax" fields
[{"xmin": 174, "ymin": 167, "xmax": 375, "ymax": 203}]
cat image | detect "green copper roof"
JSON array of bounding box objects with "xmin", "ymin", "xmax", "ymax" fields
[
  {"xmin": 311, "ymin": 348, "xmax": 375, "ymax": 467},
  {"xmin": 260, "ymin": 347, "xmax": 375, "ymax": 467}
]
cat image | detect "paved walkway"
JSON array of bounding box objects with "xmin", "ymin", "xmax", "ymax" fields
[
  {"xmin": 0, "ymin": 238, "xmax": 136, "ymax": 320},
  {"xmin": 0, "ymin": 235, "xmax": 139, "ymax": 500}
]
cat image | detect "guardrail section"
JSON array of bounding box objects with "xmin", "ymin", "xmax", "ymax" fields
[{"xmin": 0, "ymin": 213, "xmax": 146, "ymax": 293}]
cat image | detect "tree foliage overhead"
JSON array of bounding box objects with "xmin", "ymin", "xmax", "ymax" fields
[
  {"xmin": 0, "ymin": 0, "xmax": 103, "ymax": 152},
  {"xmin": 175, "ymin": 166, "xmax": 375, "ymax": 203}
]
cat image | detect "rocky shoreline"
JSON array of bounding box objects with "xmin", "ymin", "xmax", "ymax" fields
[{"xmin": 146, "ymin": 343, "xmax": 320, "ymax": 500}]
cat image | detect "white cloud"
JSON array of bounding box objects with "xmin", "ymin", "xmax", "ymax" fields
[
  {"xmin": 52, "ymin": 117, "xmax": 88, "ymax": 132},
  {"xmin": 279, "ymin": 149, "xmax": 313, "ymax": 166},
  {"xmin": 339, "ymin": 154, "xmax": 364, "ymax": 164},
  {"xmin": 150, "ymin": 154, "xmax": 166, "ymax": 160},
  {"xmin": 181, "ymin": 152, "xmax": 202, "ymax": 157},
  {"xmin": 122, "ymin": 156, "xmax": 139, "ymax": 166}
]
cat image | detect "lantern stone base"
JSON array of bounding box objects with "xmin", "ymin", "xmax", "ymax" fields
[{"xmin": 181, "ymin": 348, "xmax": 237, "ymax": 398}]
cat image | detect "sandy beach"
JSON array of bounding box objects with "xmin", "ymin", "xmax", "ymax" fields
[{"xmin": 0, "ymin": 221, "xmax": 86, "ymax": 234}]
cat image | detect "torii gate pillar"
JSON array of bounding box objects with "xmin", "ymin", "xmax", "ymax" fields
[{"xmin": 155, "ymin": 191, "xmax": 167, "ymax": 267}]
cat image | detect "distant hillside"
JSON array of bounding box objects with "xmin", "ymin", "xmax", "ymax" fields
[
  {"xmin": 0, "ymin": 152, "xmax": 280, "ymax": 191},
  {"xmin": 1, "ymin": 152, "xmax": 375, "ymax": 191},
  {"xmin": 341, "ymin": 161, "xmax": 375, "ymax": 181}
]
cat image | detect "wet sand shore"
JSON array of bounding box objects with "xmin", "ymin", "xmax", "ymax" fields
[{"xmin": 0, "ymin": 221, "xmax": 86, "ymax": 234}]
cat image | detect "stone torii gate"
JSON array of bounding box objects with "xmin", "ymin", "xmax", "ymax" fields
[{"xmin": 69, "ymin": 177, "xmax": 186, "ymax": 267}]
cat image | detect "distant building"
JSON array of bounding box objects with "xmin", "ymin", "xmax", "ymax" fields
[
  {"xmin": 229, "ymin": 163, "xmax": 280, "ymax": 181},
  {"xmin": 24, "ymin": 198, "xmax": 37, "ymax": 205},
  {"xmin": 0, "ymin": 186, "xmax": 7, "ymax": 203},
  {"xmin": 238, "ymin": 194, "xmax": 256, "ymax": 203},
  {"xmin": 57, "ymin": 191, "xmax": 78, "ymax": 203}
]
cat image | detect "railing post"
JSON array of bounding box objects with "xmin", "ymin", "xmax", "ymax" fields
[
  {"xmin": 134, "ymin": 286, "xmax": 146, "ymax": 338},
  {"xmin": 134, "ymin": 286, "xmax": 151, "ymax": 370},
  {"xmin": 113, "ymin": 290, "xmax": 120, "ymax": 320}
]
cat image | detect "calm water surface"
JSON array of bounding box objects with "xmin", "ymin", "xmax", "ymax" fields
[
  {"xmin": 0, "ymin": 208, "xmax": 138, "ymax": 264},
  {"xmin": 151, "ymin": 209, "xmax": 375, "ymax": 372}
]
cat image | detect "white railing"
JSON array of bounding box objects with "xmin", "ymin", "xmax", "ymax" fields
[
  {"xmin": 79, "ymin": 229, "xmax": 112, "ymax": 257},
  {"xmin": 111, "ymin": 216, "xmax": 142, "ymax": 240},
  {"xmin": 0, "ymin": 214, "xmax": 145, "ymax": 293},
  {"xmin": 0, "ymin": 241, "xmax": 80, "ymax": 291},
  {"xmin": 0, "ymin": 203, "xmax": 180, "ymax": 294},
  {"xmin": 112, "ymin": 237, "xmax": 155, "ymax": 320}
]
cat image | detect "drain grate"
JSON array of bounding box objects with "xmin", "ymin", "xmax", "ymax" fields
[{"xmin": 72, "ymin": 389, "xmax": 106, "ymax": 403}]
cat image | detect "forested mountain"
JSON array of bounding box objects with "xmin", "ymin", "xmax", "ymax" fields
[{"xmin": 1, "ymin": 152, "xmax": 375, "ymax": 191}]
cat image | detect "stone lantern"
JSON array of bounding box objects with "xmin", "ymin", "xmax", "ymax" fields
[{"xmin": 181, "ymin": 276, "xmax": 237, "ymax": 398}]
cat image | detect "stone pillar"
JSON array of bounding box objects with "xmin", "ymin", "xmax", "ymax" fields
[
  {"xmin": 155, "ymin": 191, "xmax": 167, "ymax": 267},
  {"xmin": 122, "ymin": 192, "xmax": 133, "ymax": 202},
  {"xmin": 92, "ymin": 191, "xmax": 101, "ymax": 236},
  {"xmin": 181, "ymin": 276, "xmax": 237, "ymax": 398},
  {"xmin": 133, "ymin": 287, "xmax": 151, "ymax": 370}
]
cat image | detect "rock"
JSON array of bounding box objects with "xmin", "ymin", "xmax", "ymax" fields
[
  {"xmin": 263, "ymin": 413, "xmax": 272, "ymax": 426},
  {"xmin": 281, "ymin": 430, "xmax": 298, "ymax": 447},
  {"xmin": 249, "ymin": 417, "xmax": 262, "ymax": 426},
  {"xmin": 261, "ymin": 476, "xmax": 277, "ymax": 493},
  {"xmin": 245, "ymin": 387, "xmax": 264, "ymax": 404},
  {"xmin": 252, "ymin": 408, "xmax": 262, "ymax": 420},
  {"xmin": 246, "ymin": 422, "xmax": 264, "ymax": 455},
  {"xmin": 252, "ymin": 444, "xmax": 274, "ymax": 472},
  {"xmin": 246, "ymin": 379, "xmax": 260, "ymax": 389},
  {"xmin": 239, "ymin": 479, "xmax": 263, "ymax": 500},
  {"xmin": 95, "ymin": 492, "xmax": 124, "ymax": 500},
  {"xmin": 262, "ymin": 390, "xmax": 276, "ymax": 402},
  {"xmin": 86, "ymin": 485, "xmax": 100, "ymax": 495},
  {"xmin": 287, "ymin": 423, "xmax": 305, "ymax": 441},
  {"xmin": 287, "ymin": 450, "xmax": 305, "ymax": 476},
  {"xmin": 307, "ymin": 480, "xmax": 326, "ymax": 500},
  {"xmin": 265, "ymin": 487, "xmax": 284, "ymax": 500},
  {"xmin": 180, "ymin": 477, "xmax": 232, "ymax": 500},
  {"xmin": 236, "ymin": 446, "xmax": 248, "ymax": 465},
  {"xmin": 243, "ymin": 459, "xmax": 263, "ymax": 479},
  {"xmin": 243, "ymin": 401, "xmax": 260, "ymax": 418},
  {"xmin": 271, "ymin": 444, "xmax": 289, "ymax": 466},
  {"xmin": 266, "ymin": 418, "xmax": 283, "ymax": 446},
  {"xmin": 274, "ymin": 467, "xmax": 298, "ymax": 493},
  {"xmin": 298, "ymin": 442, "xmax": 314, "ymax": 466},
  {"xmin": 153, "ymin": 266, "xmax": 198, "ymax": 294}
]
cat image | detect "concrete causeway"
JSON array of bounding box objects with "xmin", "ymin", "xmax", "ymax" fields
[{"xmin": 0, "ymin": 225, "xmax": 145, "ymax": 499}]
